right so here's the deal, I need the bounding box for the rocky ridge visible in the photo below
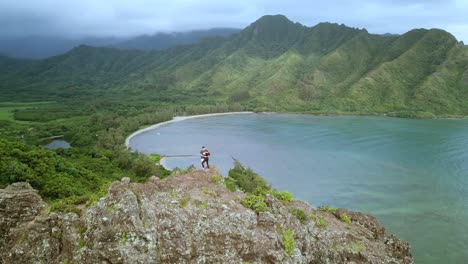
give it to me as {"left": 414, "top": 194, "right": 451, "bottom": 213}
{"left": 0, "top": 169, "right": 413, "bottom": 263}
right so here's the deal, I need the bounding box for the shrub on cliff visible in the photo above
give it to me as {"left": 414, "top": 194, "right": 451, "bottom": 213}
{"left": 290, "top": 208, "right": 308, "bottom": 223}
{"left": 271, "top": 190, "right": 294, "bottom": 203}
{"left": 281, "top": 228, "right": 295, "bottom": 256}
{"left": 241, "top": 194, "right": 270, "bottom": 213}
{"left": 228, "top": 160, "right": 270, "bottom": 193}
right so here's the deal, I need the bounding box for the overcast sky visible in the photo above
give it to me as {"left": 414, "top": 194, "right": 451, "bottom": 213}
{"left": 1, "top": 0, "right": 468, "bottom": 42}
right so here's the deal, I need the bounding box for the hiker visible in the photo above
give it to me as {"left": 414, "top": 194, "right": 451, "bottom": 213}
{"left": 200, "top": 146, "right": 210, "bottom": 169}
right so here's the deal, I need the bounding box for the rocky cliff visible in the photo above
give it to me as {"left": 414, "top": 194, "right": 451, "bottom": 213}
{"left": 0, "top": 169, "right": 413, "bottom": 264}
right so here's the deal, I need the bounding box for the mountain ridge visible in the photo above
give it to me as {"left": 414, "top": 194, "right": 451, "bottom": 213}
{"left": 111, "top": 28, "right": 240, "bottom": 51}
{"left": 1, "top": 15, "right": 467, "bottom": 117}
{"left": 0, "top": 28, "right": 241, "bottom": 59}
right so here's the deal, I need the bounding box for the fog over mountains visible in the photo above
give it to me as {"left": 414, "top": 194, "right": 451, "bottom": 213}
{"left": 0, "top": 28, "right": 240, "bottom": 59}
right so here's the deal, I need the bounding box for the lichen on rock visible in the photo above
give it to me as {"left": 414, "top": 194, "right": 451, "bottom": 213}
{"left": 0, "top": 169, "right": 413, "bottom": 263}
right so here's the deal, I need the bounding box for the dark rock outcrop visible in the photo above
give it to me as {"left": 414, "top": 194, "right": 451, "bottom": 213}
{"left": 0, "top": 170, "right": 413, "bottom": 263}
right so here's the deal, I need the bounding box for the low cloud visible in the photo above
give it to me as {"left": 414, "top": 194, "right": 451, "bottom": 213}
{"left": 1, "top": 0, "right": 467, "bottom": 42}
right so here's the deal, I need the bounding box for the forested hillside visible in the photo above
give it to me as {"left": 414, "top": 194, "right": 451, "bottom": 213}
{"left": 112, "top": 28, "right": 240, "bottom": 50}
{"left": 0, "top": 28, "right": 240, "bottom": 59}
{"left": 1, "top": 15, "right": 467, "bottom": 117}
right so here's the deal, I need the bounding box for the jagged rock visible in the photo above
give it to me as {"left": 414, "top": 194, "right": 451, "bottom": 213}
{"left": 149, "top": 176, "right": 162, "bottom": 185}
{"left": 0, "top": 182, "right": 45, "bottom": 249}
{"left": 0, "top": 182, "right": 44, "bottom": 227}
{"left": 334, "top": 208, "right": 386, "bottom": 239}
{"left": 0, "top": 169, "right": 413, "bottom": 263}
{"left": 120, "top": 177, "right": 131, "bottom": 184}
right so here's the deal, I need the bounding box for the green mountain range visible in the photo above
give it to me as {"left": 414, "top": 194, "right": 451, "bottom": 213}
{"left": 1, "top": 15, "right": 467, "bottom": 117}
{"left": 111, "top": 28, "right": 240, "bottom": 51}
{"left": 0, "top": 28, "right": 240, "bottom": 59}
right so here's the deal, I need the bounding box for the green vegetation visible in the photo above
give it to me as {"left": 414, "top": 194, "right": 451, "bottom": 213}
{"left": 49, "top": 196, "right": 88, "bottom": 215}
{"left": 230, "top": 163, "right": 297, "bottom": 213}
{"left": 170, "top": 165, "right": 196, "bottom": 177}
{"left": 77, "top": 224, "right": 86, "bottom": 249}
{"left": 196, "top": 200, "right": 208, "bottom": 209}
{"left": 130, "top": 188, "right": 142, "bottom": 206}
{"left": 178, "top": 197, "right": 191, "bottom": 208}
{"left": 0, "top": 105, "right": 24, "bottom": 121}
{"left": 228, "top": 160, "right": 269, "bottom": 193}
{"left": 0, "top": 101, "right": 179, "bottom": 211}
{"left": 0, "top": 14, "right": 467, "bottom": 216}
{"left": 148, "top": 154, "right": 163, "bottom": 164}
{"left": 211, "top": 175, "right": 223, "bottom": 185}
{"left": 241, "top": 194, "right": 270, "bottom": 213}
{"left": 347, "top": 242, "right": 364, "bottom": 252}
{"left": 0, "top": 102, "right": 54, "bottom": 121}
{"left": 1, "top": 16, "right": 467, "bottom": 117}
{"left": 202, "top": 187, "right": 216, "bottom": 196}
{"left": 318, "top": 205, "right": 336, "bottom": 214}
{"left": 224, "top": 177, "right": 237, "bottom": 192}
{"left": 0, "top": 137, "right": 168, "bottom": 206}
{"left": 0, "top": 139, "right": 99, "bottom": 199}
{"left": 311, "top": 214, "right": 327, "bottom": 229}
{"left": 78, "top": 239, "right": 85, "bottom": 250}
{"left": 340, "top": 214, "right": 352, "bottom": 224}
{"left": 290, "top": 208, "right": 308, "bottom": 223}
{"left": 270, "top": 190, "right": 294, "bottom": 203}
{"left": 121, "top": 232, "right": 127, "bottom": 245}
{"left": 280, "top": 228, "right": 295, "bottom": 256}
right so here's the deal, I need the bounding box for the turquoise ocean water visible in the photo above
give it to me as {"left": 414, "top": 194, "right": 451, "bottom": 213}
{"left": 129, "top": 113, "right": 468, "bottom": 263}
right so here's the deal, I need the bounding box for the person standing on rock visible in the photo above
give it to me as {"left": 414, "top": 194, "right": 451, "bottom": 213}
{"left": 200, "top": 146, "right": 210, "bottom": 169}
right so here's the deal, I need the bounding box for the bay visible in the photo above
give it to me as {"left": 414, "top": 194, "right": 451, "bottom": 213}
{"left": 128, "top": 113, "right": 468, "bottom": 263}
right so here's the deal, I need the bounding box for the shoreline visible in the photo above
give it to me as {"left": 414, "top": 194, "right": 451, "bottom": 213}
{"left": 126, "top": 110, "right": 468, "bottom": 169}
{"left": 125, "top": 110, "right": 468, "bottom": 149}
{"left": 124, "top": 111, "right": 254, "bottom": 149}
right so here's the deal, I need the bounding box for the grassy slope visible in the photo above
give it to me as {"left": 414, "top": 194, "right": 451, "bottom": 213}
{"left": 411, "top": 42, "right": 468, "bottom": 115}
{"left": 0, "top": 102, "right": 55, "bottom": 121}
{"left": 347, "top": 29, "right": 457, "bottom": 112}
